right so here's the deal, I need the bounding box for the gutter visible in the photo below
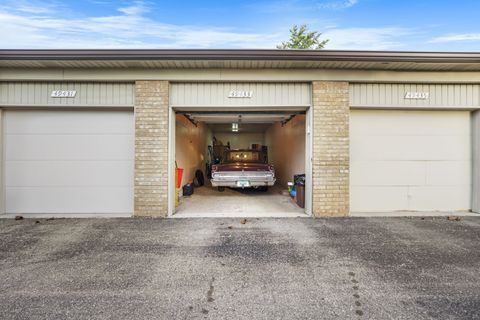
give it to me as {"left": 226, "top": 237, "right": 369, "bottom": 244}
{"left": 1, "top": 49, "right": 480, "bottom": 63}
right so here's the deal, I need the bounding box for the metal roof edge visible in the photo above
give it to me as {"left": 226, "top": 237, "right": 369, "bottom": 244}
{"left": 1, "top": 49, "right": 480, "bottom": 63}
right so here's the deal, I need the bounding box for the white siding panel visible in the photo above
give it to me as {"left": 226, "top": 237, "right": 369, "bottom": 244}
{"left": 350, "top": 110, "right": 471, "bottom": 212}
{"left": 170, "top": 82, "right": 311, "bottom": 107}
{"left": 4, "top": 110, "right": 134, "bottom": 214}
{"left": 350, "top": 83, "right": 480, "bottom": 108}
{"left": 0, "top": 82, "right": 135, "bottom": 107}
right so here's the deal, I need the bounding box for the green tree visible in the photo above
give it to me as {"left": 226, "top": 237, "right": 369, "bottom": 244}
{"left": 277, "top": 24, "right": 329, "bottom": 49}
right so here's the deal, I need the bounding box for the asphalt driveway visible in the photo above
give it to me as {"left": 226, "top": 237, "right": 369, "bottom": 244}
{"left": 1, "top": 217, "right": 479, "bottom": 320}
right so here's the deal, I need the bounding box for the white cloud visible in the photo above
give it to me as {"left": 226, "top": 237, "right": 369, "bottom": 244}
{"left": 13, "top": 4, "right": 53, "bottom": 14}
{"left": 429, "top": 33, "right": 480, "bottom": 43}
{"left": 1, "top": 0, "right": 62, "bottom": 14}
{"left": 118, "top": 1, "right": 149, "bottom": 16}
{"left": 0, "top": 1, "right": 283, "bottom": 48}
{"left": 319, "top": 0, "right": 358, "bottom": 9}
{"left": 323, "top": 27, "right": 412, "bottom": 50}
{"left": 255, "top": 0, "right": 359, "bottom": 13}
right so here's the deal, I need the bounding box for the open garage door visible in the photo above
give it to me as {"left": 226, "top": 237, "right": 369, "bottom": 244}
{"left": 350, "top": 110, "right": 472, "bottom": 212}
{"left": 169, "top": 82, "right": 312, "bottom": 217}
{"left": 4, "top": 110, "right": 134, "bottom": 216}
{"left": 172, "top": 110, "right": 310, "bottom": 217}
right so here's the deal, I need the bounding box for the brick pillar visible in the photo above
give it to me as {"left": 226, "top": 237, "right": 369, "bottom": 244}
{"left": 312, "top": 81, "right": 350, "bottom": 217}
{"left": 134, "top": 81, "right": 169, "bottom": 217}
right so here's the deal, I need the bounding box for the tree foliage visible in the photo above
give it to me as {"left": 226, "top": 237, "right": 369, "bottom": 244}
{"left": 277, "top": 24, "right": 329, "bottom": 49}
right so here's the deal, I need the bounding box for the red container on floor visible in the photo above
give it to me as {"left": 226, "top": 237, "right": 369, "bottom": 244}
{"left": 176, "top": 168, "right": 184, "bottom": 188}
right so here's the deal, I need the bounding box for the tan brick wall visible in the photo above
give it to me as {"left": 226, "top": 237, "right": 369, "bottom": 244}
{"left": 312, "top": 81, "right": 350, "bottom": 217}
{"left": 134, "top": 81, "right": 169, "bottom": 217}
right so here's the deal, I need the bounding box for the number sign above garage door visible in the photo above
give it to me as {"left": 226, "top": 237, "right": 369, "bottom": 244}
{"left": 170, "top": 82, "right": 311, "bottom": 109}
{"left": 350, "top": 83, "right": 480, "bottom": 109}
{"left": 0, "top": 82, "right": 135, "bottom": 107}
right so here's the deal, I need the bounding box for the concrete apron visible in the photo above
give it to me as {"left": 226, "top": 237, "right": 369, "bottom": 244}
{"left": 0, "top": 211, "right": 477, "bottom": 219}
{"left": 173, "top": 185, "right": 308, "bottom": 218}
{"left": 351, "top": 211, "right": 479, "bottom": 217}
{"left": 0, "top": 213, "right": 132, "bottom": 219}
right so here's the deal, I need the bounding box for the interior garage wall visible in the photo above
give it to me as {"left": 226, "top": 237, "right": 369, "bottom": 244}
{"left": 212, "top": 132, "right": 265, "bottom": 149}
{"left": 265, "top": 115, "right": 306, "bottom": 187}
{"left": 175, "top": 114, "right": 211, "bottom": 188}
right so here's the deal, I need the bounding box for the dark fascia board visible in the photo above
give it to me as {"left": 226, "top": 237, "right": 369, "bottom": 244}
{"left": 1, "top": 49, "right": 480, "bottom": 63}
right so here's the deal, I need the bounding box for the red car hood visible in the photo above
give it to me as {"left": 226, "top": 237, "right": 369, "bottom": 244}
{"left": 216, "top": 162, "right": 271, "bottom": 172}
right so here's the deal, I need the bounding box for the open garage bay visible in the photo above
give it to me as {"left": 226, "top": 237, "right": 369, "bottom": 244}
{"left": 174, "top": 110, "right": 309, "bottom": 217}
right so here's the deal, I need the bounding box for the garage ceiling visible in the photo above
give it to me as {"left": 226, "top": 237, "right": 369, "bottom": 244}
{"left": 182, "top": 112, "right": 299, "bottom": 124}
{"left": 208, "top": 123, "right": 271, "bottom": 133}
{"left": 180, "top": 111, "right": 302, "bottom": 133}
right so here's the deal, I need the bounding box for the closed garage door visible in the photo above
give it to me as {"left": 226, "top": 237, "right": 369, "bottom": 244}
{"left": 350, "top": 110, "right": 471, "bottom": 212}
{"left": 4, "top": 110, "right": 134, "bottom": 215}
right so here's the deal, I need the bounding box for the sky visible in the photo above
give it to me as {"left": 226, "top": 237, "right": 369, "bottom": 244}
{"left": 1, "top": 0, "right": 480, "bottom": 51}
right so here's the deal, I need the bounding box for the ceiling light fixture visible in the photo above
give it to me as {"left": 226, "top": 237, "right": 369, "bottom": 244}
{"left": 232, "top": 122, "right": 239, "bottom": 132}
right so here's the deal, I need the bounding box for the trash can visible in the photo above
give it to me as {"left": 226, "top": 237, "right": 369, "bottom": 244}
{"left": 296, "top": 185, "right": 305, "bottom": 208}
{"left": 294, "top": 174, "right": 305, "bottom": 186}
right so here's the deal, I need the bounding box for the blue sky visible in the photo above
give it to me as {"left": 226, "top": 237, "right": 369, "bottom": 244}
{"left": 1, "top": 0, "right": 480, "bottom": 50}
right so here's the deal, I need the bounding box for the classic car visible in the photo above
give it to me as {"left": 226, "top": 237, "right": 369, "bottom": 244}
{"left": 210, "top": 149, "right": 276, "bottom": 191}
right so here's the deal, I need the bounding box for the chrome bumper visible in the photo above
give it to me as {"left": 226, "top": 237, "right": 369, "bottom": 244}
{"left": 211, "top": 171, "right": 276, "bottom": 188}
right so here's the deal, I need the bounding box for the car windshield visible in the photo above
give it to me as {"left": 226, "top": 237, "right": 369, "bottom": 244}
{"left": 222, "top": 150, "right": 264, "bottom": 163}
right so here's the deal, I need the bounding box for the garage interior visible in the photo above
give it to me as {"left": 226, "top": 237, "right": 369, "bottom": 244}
{"left": 174, "top": 111, "right": 308, "bottom": 217}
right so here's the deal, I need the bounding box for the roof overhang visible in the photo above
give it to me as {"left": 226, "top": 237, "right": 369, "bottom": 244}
{"left": 1, "top": 49, "right": 480, "bottom": 71}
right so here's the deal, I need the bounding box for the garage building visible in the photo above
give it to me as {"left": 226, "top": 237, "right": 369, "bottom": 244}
{"left": 0, "top": 49, "right": 479, "bottom": 217}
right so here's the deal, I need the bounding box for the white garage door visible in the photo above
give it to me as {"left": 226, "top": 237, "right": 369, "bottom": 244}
{"left": 4, "top": 110, "right": 134, "bottom": 215}
{"left": 350, "top": 110, "right": 471, "bottom": 212}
